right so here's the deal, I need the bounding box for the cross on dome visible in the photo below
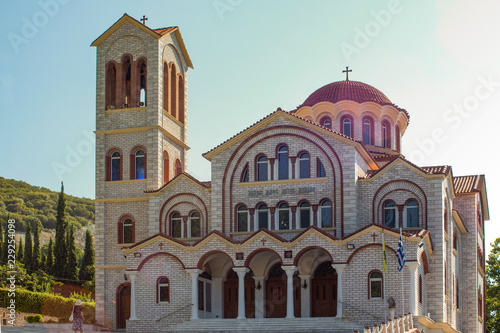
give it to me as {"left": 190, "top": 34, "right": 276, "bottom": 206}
{"left": 342, "top": 66, "right": 352, "bottom": 81}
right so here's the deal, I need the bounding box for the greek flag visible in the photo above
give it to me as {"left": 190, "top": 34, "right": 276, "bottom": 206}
{"left": 397, "top": 234, "right": 406, "bottom": 272}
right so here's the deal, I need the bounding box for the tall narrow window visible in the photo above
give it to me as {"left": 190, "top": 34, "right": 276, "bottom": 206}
{"left": 178, "top": 75, "right": 185, "bottom": 123}
{"left": 363, "top": 117, "right": 374, "bottom": 145}
{"left": 123, "top": 218, "right": 133, "bottom": 244}
{"left": 341, "top": 116, "right": 353, "bottom": 137}
{"left": 163, "top": 62, "right": 169, "bottom": 111}
{"left": 320, "top": 116, "right": 332, "bottom": 129}
{"left": 171, "top": 213, "right": 182, "bottom": 238}
{"left": 122, "top": 55, "right": 132, "bottom": 107}
{"left": 175, "top": 159, "right": 182, "bottom": 176}
{"left": 256, "top": 155, "right": 268, "bottom": 181}
{"left": 418, "top": 275, "right": 423, "bottom": 304}
{"left": 299, "top": 202, "right": 311, "bottom": 228}
{"left": 105, "top": 62, "right": 117, "bottom": 108}
{"left": 320, "top": 200, "right": 332, "bottom": 228}
{"left": 170, "top": 63, "right": 177, "bottom": 118}
{"left": 237, "top": 205, "right": 249, "bottom": 232}
{"left": 317, "top": 159, "right": 326, "bottom": 177}
{"left": 277, "top": 203, "right": 290, "bottom": 230}
{"left": 382, "top": 120, "right": 391, "bottom": 148}
{"left": 158, "top": 277, "right": 170, "bottom": 303}
{"left": 163, "top": 151, "right": 169, "bottom": 183}
{"left": 189, "top": 211, "right": 200, "bottom": 238}
{"left": 111, "top": 151, "right": 121, "bottom": 181}
{"left": 299, "top": 152, "right": 310, "bottom": 179}
{"left": 138, "top": 59, "right": 147, "bottom": 106}
{"left": 241, "top": 164, "right": 249, "bottom": 182}
{"left": 395, "top": 125, "right": 401, "bottom": 152}
{"left": 384, "top": 201, "right": 397, "bottom": 228}
{"left": 257, "top": 204, "right": 269, "bottom": 230}
{"left": 277, "top": 145, "right": 289, "bottom": 180}
{"left": 135, "top": 150, "right": 145, "bottom": 180}
{"left": 369, "top": 271, "right": 383, "bottom": 299}
{"left": 404, "top": 200, "right": 418, "bottom": 228}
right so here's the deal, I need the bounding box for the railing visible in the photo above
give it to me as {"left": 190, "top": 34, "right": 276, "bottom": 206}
{"left": 156, "top": 303, "right": 193, "bottom": 322}
{"left": 338, "top": 300, "right": 384, "bottom": 322}
{"left": 353, "top": 313, "right": 414, "bottom": 333}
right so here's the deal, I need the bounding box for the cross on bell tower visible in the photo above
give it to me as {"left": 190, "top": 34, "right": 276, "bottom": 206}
{"left": 342, "top": 66, "right": 352, "bottom": 81}
{"left": 140, "top": 15, "right": 148, "bottom": 25}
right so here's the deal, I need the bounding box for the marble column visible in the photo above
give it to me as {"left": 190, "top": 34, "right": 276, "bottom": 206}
{"left": 254, "top": 276, "right": 266, "bottom": 318}
{"left": 407, "top": 262, "right": 419, "bottom": 316}
{"left": 234, "top": 267, "right": 250, "bottom": 319}
{"left": 187, "top": 269, "right": 202, "bottom": 320}
{"left": 127, "top": 271, "right": 138, "bottom": 320}
{"left": 283, "top": 266, "right": 297, "bottom": 319}
{"left": 299, "top": 274, "right": 311, "bottom": 317}
{"left": 331, "top": 264, "right": 347, "bottom": 318}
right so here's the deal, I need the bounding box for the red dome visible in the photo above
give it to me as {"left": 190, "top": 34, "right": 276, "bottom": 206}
{"left": 301, "top": 80, "right": 393, "bottom": 107}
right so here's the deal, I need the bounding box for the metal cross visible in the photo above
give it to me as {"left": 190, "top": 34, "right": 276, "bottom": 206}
{"left": 260, "top": 238, "right": 267, "bottom": 246}
{"left": 158, "top": 242, "right": 163, "bottom": 250}
{"left": 140, "top": 15, "right": 148, "bottom": 25}
{"left": 342, "top": 66, "right": 352, "bottom": 81}
{"left": 371, "top": 233, "right": 378, "bottom": 242}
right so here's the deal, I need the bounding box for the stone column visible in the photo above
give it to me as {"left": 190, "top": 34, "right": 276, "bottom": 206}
{"left": 312, "top": 205, "right": 319, "bottom": 227}
{"left": 283, "top": 266, "right": 297, "bottom": 319}
{"left": 299, "top": 274, "right": 311, "bottom": 317}
{"left": 407, "top": 262, "right": 419, "bottom": 316}
{"left": 254, "top": 276, "right": 266, "bottom": 318}
{"left": 331, "top": 264, "right": 347, "bottom": 318}
{"left": 187, "top": 269, "right": 202, "bottom": 320}
{"left": 127, "top": 271, "right": 139, "bottom": 320}
{"left": 249, "top": 209, "right": 255, "bottom": 232}
{"left": 290, "top": 157, "right": 297, "bottom": 179}
{"left": 269, "top": 158, "right": 275, "bottom": 180}
{"left": 234, "top": 267, "right": 250, "bottom": 319}
{"left": 212, "top": 277, "right": 223, "bottom": 319}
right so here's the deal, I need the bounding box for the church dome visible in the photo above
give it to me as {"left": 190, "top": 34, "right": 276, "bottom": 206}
{"left": 301, "top": 80, "right": 393, "bottom": 107}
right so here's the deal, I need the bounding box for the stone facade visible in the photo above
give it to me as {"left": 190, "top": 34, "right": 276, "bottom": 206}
{"left": 92, "top": 15, "right": 488, "bottom": 333}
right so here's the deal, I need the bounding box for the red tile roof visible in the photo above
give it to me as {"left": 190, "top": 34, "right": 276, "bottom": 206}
{"left": 361, "top": 157, "right": 451, "bottom": 179}
{"left": 153, "top": 27, "right": 178, "bottom": 36}
{"left": 421, "top": 165, "right": 451, "bottom": 175}
{"left": 453, "top": 175, "right": 485, "bottom": 194}
{"left": 145, "top": 172, "right": 211, "bottom": 194}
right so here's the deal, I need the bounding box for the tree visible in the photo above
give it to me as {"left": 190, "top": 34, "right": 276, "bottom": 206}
{"left": 65, "top": 225, "right": 78, "bottom": 281}
{"left": 32, "top": 222, "right": 41, "bottom": 270}
{"left": 45, "top": 238, "right": 54, "bottom": 275}
{"left": 54, "top": 182, "right": 68, "bottom": 278}
{"left": 23, "top": 222, "right": 33, "bottom": 269}
{"left": 0, "top": 219, "right": 3, "bottom": 262}
{"left": 17, "top": 238, "right": 23, "bottom": 262}
{"left": 1, "top": 219, "right": 8, "bottom": 264}
{"left": 79, "top": 230, "right": 95, "bottom": 282}
{"left": 487, "top": 238, "right": 500, "bottom": 332}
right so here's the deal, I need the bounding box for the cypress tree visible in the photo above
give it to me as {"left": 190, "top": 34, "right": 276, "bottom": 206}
{"left": 46, "top": 238, "right": 54, "bottom": 275}
{"left": 23, "top": 222, "right": 33, "bottom": 269}
{"left": 0, "top": 219, "right": 3, "bottom": 262}
{"left": 17, "top": 238, "right": 23, "bottom": 262}
{"left": 79, "top": 230, "right": 95, "bottom": 282}
{"left": 66, "top": 225, "right": 78, "bottom": 281}
{"left": 41, "top": 253, "right": 47, "bottom": 271}
{"left": 1, "top": 220, "right": 8, "bottom": 264}
{"left": 54, "top": 182, "right": 68, "bottom": 278}
{"left": 32, "top": 222, "right": 41, "bottom": 271}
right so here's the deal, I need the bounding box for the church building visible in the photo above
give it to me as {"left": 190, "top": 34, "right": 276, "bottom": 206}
{"left": 92, "top": 15, "right": 488, "bottom": 333}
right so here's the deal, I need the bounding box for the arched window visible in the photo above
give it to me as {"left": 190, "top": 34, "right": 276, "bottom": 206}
{"left": 383, "top": 201, "right": 397, "bottom": 228}
{"left": 369, "top": 271, "right": 383, "bottom": 299}
{"left": 277, "top": 145, "right": 289, "bottom": 180}
{"left": 118, "top": 217, "right": 134, "bottom": 244}
{"left": 171, "top": 212, "right": 183, "bottom": 238}
{"left": 299, "top": 152, "right": 310, "bottom": 179}
{"left": 362, "top": 117, "right": 374, "bottom": 145}
{"left": 106, "top": 149, "right": 122, "bottom": 181}
{"left": 478, "top": 288, "right": 482, "bottom": 317}
{"left": 157, "top": 277, "right": 170, "bottom": 303}
{"left": 137, "top": 58, "right": 147, "bottom": 106}
{"left": 170, "top": 63, "right": 177, "bottom": 118}
{"left": 395, "top": 125, "right": 401, "bottom": 152}
{"left": 175, "top": 159, "right": 182, "bottom": 176}
{"left": 444, "top": 207, "right": 448, "bottom": 234}
{"left": 163, "top": 62, "right": 169, "bottom": 111}
{"left": 404, "top": 200, "right": 418, "bottom": 228}
{"left": 317, "top": 158, "right": 326, "bottom": 177}
{"left": 256, "top": 155, "right": 268, "bottom": 181}
{"left": 135, "top": 150, "right": 145, "bottom": 180}
{"left": 453, "top": 230, "right": 458, "bottom": 250}
{"left": 122, "top": 55, "right": 132, "bottom": 107}
{"left": 277, "top": 202, "right": 290, "bottom": 230}
{"left": 105, "top": 62, "right": 117, "bottom": 108}
{"left": 456, "top": 276, "right": 459, "bottom": 309}
{"left": 418, "top": 274, "right": 423, "bottom": 304}
{"left": 189, "top": 211, "right": 200, "bottom": 238}
{"left": 178, "top": 75, "right": 185, "bottom": 123}
{"left": 298, "top": 202, "right": 311, "bottom": 228}
{"left": 341, "top": 115, "right": 353, "bottom": 138}
{"left": 320, "top": 200, "right": 332, "bottom": 228}
{"left": 237, "top": 205, "right": 249, "bottom": 232}
{"left": 381, "top": 120, "right": 391, "bottom": 148}
{"left": 320, "top": 116, "right": 332, "bottom": 129}
{"left": 240, "top": 164, "right": 249, "bottom": 182}
{"left": 256, "top": 204, "right": 269, "bottom": 230}
{"left": 163, "top": 151, "right": 169, "bottom": 183}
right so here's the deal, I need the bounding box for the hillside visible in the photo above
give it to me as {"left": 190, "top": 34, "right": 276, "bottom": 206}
{"left": 0, "top": 177, "right": 94, "bottom": 232}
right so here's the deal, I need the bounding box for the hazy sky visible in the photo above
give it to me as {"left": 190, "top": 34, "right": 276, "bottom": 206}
{"left": 1, "top": 1, "right": 499, "bottom": 251}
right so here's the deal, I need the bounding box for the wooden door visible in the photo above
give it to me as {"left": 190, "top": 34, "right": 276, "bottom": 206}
{"left": 224, "top": 270, "right": 238, "bottom": 318}
{"left": 311, "top": 262, "right": 337, "bottom": 317}
{"left": 117, "top": 284, "right": 131, "bottom": 329}
{"left": 293, "top": 276, "right": 301, "bottom": 317}
{"left": 244, "top": 276, "right": 256, "bottom": 318}
{"left": 265, "top": 264, "right": 287, "bottom": 318}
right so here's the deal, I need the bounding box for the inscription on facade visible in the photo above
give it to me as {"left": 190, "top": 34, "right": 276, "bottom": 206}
{"left": 248, "top": 187, "right": 316, "bottom": 197}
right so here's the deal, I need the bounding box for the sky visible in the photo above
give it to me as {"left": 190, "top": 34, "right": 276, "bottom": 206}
{"left": 0, "top": 0, "right": 499, "bottom": 251}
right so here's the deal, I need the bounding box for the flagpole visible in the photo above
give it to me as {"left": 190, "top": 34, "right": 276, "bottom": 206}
{"left": 382, "top": 230, "right": 387, "bottom": 323}
{"left": 400, "top": 228, "right": 404, "bottom": 318}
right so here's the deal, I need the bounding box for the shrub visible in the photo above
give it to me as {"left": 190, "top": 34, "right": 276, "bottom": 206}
{"left": 26, "top": 314, "right": 44, "bottom": 323}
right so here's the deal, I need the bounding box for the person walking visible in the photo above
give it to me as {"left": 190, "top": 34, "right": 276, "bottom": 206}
{"left": 71, "top": 299, "right": 84, "bottom": 333}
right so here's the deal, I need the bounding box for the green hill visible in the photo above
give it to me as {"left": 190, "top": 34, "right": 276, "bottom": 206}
{"left": 0, "top": 177, "right": 94, "bottom": 231}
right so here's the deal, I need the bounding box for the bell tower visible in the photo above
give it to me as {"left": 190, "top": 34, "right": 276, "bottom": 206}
{"left": 91, "top": 14, "right": 193, "bottom": 328}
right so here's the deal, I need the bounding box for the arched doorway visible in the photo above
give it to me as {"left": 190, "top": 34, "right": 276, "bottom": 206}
{"left": 265, "top": 264, "right": 301, "bottom": 318}
{"left": 223, "top": 269, "right": 255, "bottom": 318}
{"left": 311, "top": 261, "right": 337, "bottom": 317}
{"left": 116, "top": 283, "right": 131, "bottom": 329}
